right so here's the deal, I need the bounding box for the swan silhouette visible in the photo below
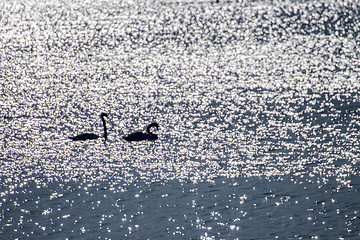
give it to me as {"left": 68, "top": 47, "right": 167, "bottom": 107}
{"left": 123, "top": 122, "right": 159, "bottom": 142}
{"left": 69, "top": 113, "right": 108, "bottom": 141}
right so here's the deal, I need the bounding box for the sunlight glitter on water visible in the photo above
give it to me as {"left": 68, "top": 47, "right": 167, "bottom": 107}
{"left": 1, "top": 0, "right": 360, "bottom": 238}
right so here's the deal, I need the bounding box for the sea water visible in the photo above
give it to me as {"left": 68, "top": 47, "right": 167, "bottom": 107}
{"left": 1, "top": 0, "right": 360, "bottom": 239}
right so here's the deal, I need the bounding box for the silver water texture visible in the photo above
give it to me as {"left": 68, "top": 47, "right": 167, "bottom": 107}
{"left": 1, "top": 0, "right": 360, "bottom": 238}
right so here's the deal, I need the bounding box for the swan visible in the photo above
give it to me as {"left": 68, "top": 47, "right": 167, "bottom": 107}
{"left": 123, "top": 122, "right": 159, "bottom": 142}
{"left": 69, "top": 113, "right": 108, "bottom": 141}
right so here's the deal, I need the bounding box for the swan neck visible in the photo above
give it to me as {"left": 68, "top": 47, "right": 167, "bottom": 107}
{"left": 101, "top": 116, "right": 107, "bottom": 140}
{"left": 146, "top": 126, "right": 154, "bottom": 135}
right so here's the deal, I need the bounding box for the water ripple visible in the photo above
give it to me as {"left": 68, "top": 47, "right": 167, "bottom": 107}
{"left": 1, "top": 0, "right": 360, "bottom": 238}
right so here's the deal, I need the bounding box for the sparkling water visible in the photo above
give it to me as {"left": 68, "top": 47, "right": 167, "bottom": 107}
{"left": 1, "top": 0, "right": 360, "bottom": 239}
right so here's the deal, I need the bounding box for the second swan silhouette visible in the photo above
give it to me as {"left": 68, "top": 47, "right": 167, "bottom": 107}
{"left": 69, "top": 113, "right": 108, "bottom": 141}
{"left": 123, "top": 122, "right": 159, "bottom": 142}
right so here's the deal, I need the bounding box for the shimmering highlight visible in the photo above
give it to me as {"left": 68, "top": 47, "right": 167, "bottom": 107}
{"left": 1, "top": 0, "right": 360, "bottom": 238}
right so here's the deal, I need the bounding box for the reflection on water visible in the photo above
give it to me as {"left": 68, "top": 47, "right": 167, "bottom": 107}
{"left": 1, "top": 0, "right": 360, "bottom": 238}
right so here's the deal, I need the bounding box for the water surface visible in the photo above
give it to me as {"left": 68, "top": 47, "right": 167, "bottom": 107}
{"left": 1, "top": 0, "right": 360, "bottom": 238}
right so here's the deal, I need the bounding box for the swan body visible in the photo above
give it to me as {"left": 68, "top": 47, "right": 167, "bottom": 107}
{"left": 123, "top": 122, "right": 159, "bottom": 142}
{"left": 69, "top": 133, "right": 100, "bottom": 141}
{"left": 70, "top": 113, "right": 108, "bottom": 141}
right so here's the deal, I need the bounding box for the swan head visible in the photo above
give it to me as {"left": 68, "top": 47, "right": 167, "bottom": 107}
{"left": 146, "top": 122, "right": 159, "bottom": 134}
{"left": 101, "top": 113, "right": 108, "bottom": 118}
